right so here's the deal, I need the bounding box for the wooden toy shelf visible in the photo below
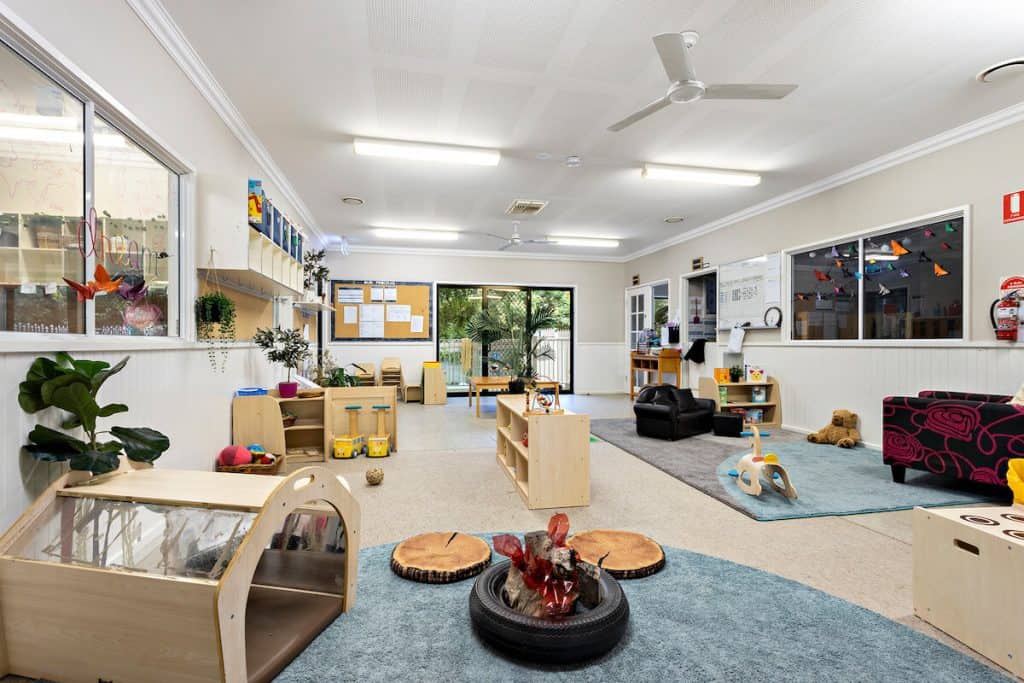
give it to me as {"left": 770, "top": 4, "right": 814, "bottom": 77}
{"left": 233, "top": 386, "right": 398, "bottom": 467}
{"left": 495, "top": 394, "right": 590, "bottom": 510}
{"left": 698, "top": 376, "right": 782, "bottom": 429}
{"left": 0, "top": 461, "right": 360, "bottom": 683}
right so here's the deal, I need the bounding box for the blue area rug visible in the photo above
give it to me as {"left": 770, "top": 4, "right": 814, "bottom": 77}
{"left": 277, "top": 538, "right": 1009, "bottom": 682}
{"left": 716, "top": 440, "right": 1007, "bottom": 521}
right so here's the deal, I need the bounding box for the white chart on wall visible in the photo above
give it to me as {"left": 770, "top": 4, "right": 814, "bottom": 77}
{"left": 717, "top": 252, "right": 782, "bottom": 330}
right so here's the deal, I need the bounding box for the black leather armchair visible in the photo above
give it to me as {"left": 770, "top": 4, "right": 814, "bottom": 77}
{"left": 633, "top": 385, "right": 715, "bottom": 440}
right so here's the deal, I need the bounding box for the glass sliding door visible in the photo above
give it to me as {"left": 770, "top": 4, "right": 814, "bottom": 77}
{"left": 436, "top": 284, "right": 573, "bottom": 395}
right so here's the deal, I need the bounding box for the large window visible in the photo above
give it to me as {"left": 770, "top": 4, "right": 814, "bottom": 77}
{"left": 790, "top": 212, "right": 965, "bottom": 341}
{"left": 0, "top": 39, "right": 180, "bottom": 337}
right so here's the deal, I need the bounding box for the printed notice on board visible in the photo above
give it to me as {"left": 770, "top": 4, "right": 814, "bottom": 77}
{"left": 386, "top": 304, "right": 411, "bottom": 322}
{"left": 384, "top": 287, "right": 398, "bottom": 301}
{"left": 410, "top": 315, "right": 424, "bottom": 334}
{"left": 337, "top": 288, "right": 363, "bottom": 304}
{"left": 370, "top": 287, "right": 384, "bottom": 301}
{"left": 343, "top": 306, "right": 358, "bottom": 324}
{"left": 359, "top": 321, "right": 384, "bottom": 338}
{"left": 360, "top": 304, "right": 385, "bottom": 322}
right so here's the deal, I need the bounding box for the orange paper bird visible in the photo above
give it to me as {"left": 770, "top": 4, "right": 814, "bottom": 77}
{"left": 890, "top": 239, "right": 909, "bottom": 256}
{"left": 934, "top": 263, "right": 949, "bottom": 277}
{"left": 813, "top": 269, "right": 830, "bottom": 282}
{"left": 62, "top": 264, "right": 123, "bottom": 302}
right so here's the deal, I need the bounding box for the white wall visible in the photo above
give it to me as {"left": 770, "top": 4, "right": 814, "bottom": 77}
{"left": 626, "top": 119, "right": 1024, "bottom": 444}
{"left": 0, "top": 0, "right": 303, "bottom": 529}
{"left": 325, "top": 250, "right": 626, "bottom": 394}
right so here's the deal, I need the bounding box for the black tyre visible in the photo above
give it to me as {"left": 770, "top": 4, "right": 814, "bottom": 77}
{"left": 468, "top": 561, "right": 629, "bottom": 663}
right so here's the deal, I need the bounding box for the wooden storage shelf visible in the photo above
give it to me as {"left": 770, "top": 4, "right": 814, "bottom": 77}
{"left": 495, "top": 395, "right": 589, "bottom": 510}
{"left": 698, "top": 375, "right": 783, "bottom": 430}
{"left": 284, "top": 420, "right": 325, "bottom": 431}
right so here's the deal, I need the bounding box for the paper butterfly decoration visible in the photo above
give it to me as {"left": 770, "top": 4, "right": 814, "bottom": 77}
{"left": 829, "top": 246, "right": 839, "bottom": 258}
{"left": 118, "top": 279, "right": 149, "bottom": 303}
{"left": 899, "top": 269, "right": 910, "bottom": 278}
{"left": 918, "top": 251, "right": 932, "bottom": 263}
{"left": 945, "top": 222, "right": 957, "bottom": 233}
{"left": 940, "top": 241, "right": 952, "bottom": 250}
{"left": 890, "top": 240, "right": 910, "bottom": 256}
{"left": 63, "top": 264, "right": 123, "bottom": 302}
{"left": 814, "top": 269, "right": 830, "bottom": 282}
{"left": 934, "top": 263, "right": 949, "bottom": 277}
{"left": 923, "top": 229, "right": 935, "bottom": 238}
{"left": 878, "top": 283, "right": 892, "bottom": 296}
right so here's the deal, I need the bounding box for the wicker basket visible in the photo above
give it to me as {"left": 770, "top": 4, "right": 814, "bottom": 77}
{"left": 216, "top": 456, "right": 284, "bottom": 475}
{"left": 296, "top": 388, "right": 325, "bottom": 398}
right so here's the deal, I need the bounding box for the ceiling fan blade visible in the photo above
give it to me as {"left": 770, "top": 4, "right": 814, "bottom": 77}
{"left": 522, "top": 239, "right": 557, "bottom": 245}
{"left": 607, "top": 96, "right": 671, "bottom": 132}
{"left": 702, "top": 83, "right": 797, "bottom": 100}
{"left": 497, "top": 242, "right": 514, "bottom": 251}
{"left": 652, "top": 32, "right": 696, "bottom": 83}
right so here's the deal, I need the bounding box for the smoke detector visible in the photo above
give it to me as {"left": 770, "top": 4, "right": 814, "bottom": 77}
{"left": 504, "top": 199, "right": 549, "bottom": 216}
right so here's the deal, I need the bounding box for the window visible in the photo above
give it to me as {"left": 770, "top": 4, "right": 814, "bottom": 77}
{"left": 790, "top": 212, "right": 965, "bottom": 341}
{"left": 0, "top": 38, "right": 181, "bottom": 337}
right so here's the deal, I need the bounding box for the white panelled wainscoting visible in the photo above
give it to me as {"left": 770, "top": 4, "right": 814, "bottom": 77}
{"left": 694, "top": 342, "right": 1024, "bottom": 448}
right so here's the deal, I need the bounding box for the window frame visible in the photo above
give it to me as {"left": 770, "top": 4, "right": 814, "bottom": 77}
{"left": 0, "top": 11, "right": 196, "bottom": 349}
{"left": 783, "top": 205, "right": 971, "bottom": 346}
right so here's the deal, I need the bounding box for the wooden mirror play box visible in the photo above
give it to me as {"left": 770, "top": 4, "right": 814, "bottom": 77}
{"left": 0, "top": 463, "right": 361, "bottom": 682}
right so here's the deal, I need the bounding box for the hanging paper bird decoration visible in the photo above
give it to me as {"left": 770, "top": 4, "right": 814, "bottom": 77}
{"left": 891, "top": 240, "right": 910, "bottom": 256}
{"left": 934, "top": 263, "right": 949, "bottom": 277}
{"left": 829, "top": 246, "right": 839, "bottom": 258}
{"left": 834, "top": 285, "right": 846, "bottom": 295}
{"left": 918, "top": 251, "right": 932, "bottom": 263}
{"left": 886, "top": 263, "right": 896, "bottom": 271}
{"left": 899, "top": 269, "right": 910, "bottom": 278}
{"left": 923, "top": 229, "right": 935, "bottom": 238}
{"left": 835, "top": 259, "right": 844, "bottom": 267}
{"left": 878, "top": 283, "right": 892, "bottom": 296}
{"left": 945, "top": 222, "right": 957, "bottom": 233}
{"left": 796, "top": 293, "right": 808, "bottom": 301}
{"left": 940, "top": 241, "right": 952, "bottom": 250}
{"left": 62, "top": 264, "right": 123, "bottom": 302}
{"left": 842, "top": 267, "right": 853, "bottom": 278}
{"left": 118, "top": 279, "right": 149, "bottom": 303}
{"left": 816, "top": 291, "right": 823, "bottom": 301}
{"left": 814, "top": 269, "right": 830, "bottom": 282}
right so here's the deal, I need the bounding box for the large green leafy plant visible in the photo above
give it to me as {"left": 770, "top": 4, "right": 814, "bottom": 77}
{"left": 19, "top": 353, "right": 170, "bottom": 475}
{"left": 466, "top": 298, "right": 557, "bottom": 380}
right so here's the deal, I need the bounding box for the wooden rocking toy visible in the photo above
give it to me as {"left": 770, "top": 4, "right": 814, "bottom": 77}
{"left": 733, "top": 426, "right": 798, "bottom": 499}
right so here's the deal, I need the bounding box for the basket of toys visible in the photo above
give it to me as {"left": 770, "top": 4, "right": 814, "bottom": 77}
{"left": 215, "top": 444, "right": 283, "bottom": 475}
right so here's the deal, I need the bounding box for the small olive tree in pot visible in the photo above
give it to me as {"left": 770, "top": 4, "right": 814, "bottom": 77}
{"left": 253, "top": 327, "right": 311, "bottom": 398}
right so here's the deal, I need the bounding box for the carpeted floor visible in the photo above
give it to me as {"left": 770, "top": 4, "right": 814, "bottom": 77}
{"left": 589, "top": 419, "right": 1007, "bottom": 521}
{"left": 277, "top": 539, "right": 1011, "bottom": 682}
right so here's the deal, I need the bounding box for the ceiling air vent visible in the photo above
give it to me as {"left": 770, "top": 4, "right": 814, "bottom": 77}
{"left": 504, "top": 199, "right": 548, "bottom": 216}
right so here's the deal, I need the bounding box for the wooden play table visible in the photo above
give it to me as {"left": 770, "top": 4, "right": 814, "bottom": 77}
{"left": 468, "top": 375, "right": 560, "bottom": 418}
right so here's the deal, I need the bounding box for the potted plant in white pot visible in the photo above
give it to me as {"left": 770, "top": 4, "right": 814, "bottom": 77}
{"left": 253, "top": 326, "right": 310, "bottom": 398}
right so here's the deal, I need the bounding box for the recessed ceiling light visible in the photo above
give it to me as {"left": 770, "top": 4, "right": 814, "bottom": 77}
{"left": 664, "top": 216, "right": 685, "bottom": 224}
{"left": 341, "top": 196, "right": 364, "bottom": 206}
{"left": 353, "top": 137, "right": 501, "bottom": 166}
{"left": 641, "top": 162, "right": 761, "bottom": 187}
{"left": 976, "top": 58, "right": 1024, "bottom": 83}
{"left": 549, "top": 235, "right": 619, "bottom": 248}
{"left": 372, "top": 225, "right": 460, "bottom": 241}
{"left": 565, "top": 155, "right": 582, "bottom": 168}
{"left": 536, "top": 152, "right": 552, "bottom": 160}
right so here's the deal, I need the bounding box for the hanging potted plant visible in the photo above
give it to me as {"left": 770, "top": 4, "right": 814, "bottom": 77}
{"left": 195, "top": 291, "right": 237, "bottom": 372}
{"left": 303, "top": 249, "right": 330, "bottom": 302}
{"left": 253, "top": 326, "right": 311, "bottom": 398}
{"left": 466, "top": 298, "right": 557, "bottom": 394}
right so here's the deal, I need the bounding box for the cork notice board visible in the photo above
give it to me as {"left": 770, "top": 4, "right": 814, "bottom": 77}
{"left": 330, "top": 280, "right": 433, "bottom": 342}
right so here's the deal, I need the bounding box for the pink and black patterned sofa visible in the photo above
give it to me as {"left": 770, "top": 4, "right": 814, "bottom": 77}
{"left": 882, "top": 391, "right": 1024, "bottom": 487}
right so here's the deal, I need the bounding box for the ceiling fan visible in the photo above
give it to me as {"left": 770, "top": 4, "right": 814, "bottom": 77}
{"left": 608, "top": 31, "right": 797, "bottom": 132}
{"left": 481, "top": 222, "right": 555, "bottom": 251}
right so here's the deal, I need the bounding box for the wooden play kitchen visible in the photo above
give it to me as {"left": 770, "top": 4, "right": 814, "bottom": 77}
{"left": 698, "top": 375, "right": 782, "bottom": 430}
{"left": 469, "top": 375, "right": 561, "bottom": 418}
{"left": 495, "top": 394, "right": 590, "bottom": 510}
{"left": 0, "top": 461, "right": 360, "bottom": 683}
{"left": 628, "top": 349, "right": 681, "bottom": 400}
{"left": 913, "top": 504, "right": 1024, "bottom": 679}
{"left": 232, "top": 386, "right": 397, "bottom": 465}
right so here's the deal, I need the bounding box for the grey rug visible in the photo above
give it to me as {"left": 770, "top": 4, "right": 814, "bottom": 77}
{"left": 590, "top": 418, "right": 1007, "bottom": 521}
{"left": 277, "top": 538, "right": 1011, "bottom": 682}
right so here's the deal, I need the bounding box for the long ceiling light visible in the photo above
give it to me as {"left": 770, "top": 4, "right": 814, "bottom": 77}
{"left": 353, "top": 137, "right": 500, "bottom": 166}
{"left": 549, "top": 236, "right": 620, "bottom": 248}
{"left": 372, "top": 227, "right": 459, "bottom": 242}
{"left": 641, "top": 162, "right": 761, "bottom": 187}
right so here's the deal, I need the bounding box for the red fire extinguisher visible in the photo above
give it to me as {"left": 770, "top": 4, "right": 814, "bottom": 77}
{"left": 991, "top": 291, "right": 1021, "bottom": 341}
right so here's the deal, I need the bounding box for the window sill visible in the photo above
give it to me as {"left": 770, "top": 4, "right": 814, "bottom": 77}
{"left": 0, "top": 334, "right": 258, "bottom": 354}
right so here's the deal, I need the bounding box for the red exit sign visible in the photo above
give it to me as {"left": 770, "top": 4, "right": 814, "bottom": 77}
{"left": 1006, "top": 190, "right": 1024, "bottom": 224}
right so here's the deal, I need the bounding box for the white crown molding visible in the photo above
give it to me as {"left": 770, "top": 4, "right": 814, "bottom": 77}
{"left": 126, "top": 0, "right": 325, "bottom": 246}
{"left": 622, "top": 98, "right": 1024, "bottom": 263}
{"left": 345, "top": 244, "right": 623, "bottom": 263}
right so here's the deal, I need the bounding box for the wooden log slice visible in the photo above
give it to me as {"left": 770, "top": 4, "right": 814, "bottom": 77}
{"left": 567, "top": 529, "right": 665, "bottom": 579}
{"left": 390, "top": 532, "right": 492, "bottom": 584}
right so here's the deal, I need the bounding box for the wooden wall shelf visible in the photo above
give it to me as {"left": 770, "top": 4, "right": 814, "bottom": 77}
{"left": 495, "top": 395, "right": 589, "bottom": 510}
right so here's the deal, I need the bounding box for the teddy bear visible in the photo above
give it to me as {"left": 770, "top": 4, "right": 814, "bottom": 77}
{"left": 807, "top": 409, "right": 860, "bottom": 448}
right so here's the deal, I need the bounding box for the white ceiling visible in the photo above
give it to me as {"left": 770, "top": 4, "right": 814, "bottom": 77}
{"left": 160, "top": 0, "right": 1024, "bottom": 259}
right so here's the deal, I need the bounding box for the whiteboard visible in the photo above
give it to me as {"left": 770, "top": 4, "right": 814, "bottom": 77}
{"left": 717, "top": 253, "right": 782, "bottom": 330}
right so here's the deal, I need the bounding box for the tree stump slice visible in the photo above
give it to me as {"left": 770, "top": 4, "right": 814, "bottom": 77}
{"left": 390, "top": 532, "right": 492, "bottom": 584}
{"left": 567, "top": 530, "right": 665, "bottom": 579}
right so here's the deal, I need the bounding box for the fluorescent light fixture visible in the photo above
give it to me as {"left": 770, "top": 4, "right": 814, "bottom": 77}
{"left": 353, "top": 137, "right": 500, "bottom": 166}
{"left": 549, "top": 236, "right": 620, "bottom": 248}
{"left": 641, "top": 162, "right": 761, "bottom": 187}
{"left": 372, "top": 227, "right": 459, "bottom": 242}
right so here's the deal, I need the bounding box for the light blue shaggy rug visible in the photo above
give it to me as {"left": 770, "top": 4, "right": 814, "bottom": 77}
{"left": 714, "top": 440, "right": 1007, "bottom": 521}
{"left": 276, "top": 539, "right": 1011, "bottom": 682}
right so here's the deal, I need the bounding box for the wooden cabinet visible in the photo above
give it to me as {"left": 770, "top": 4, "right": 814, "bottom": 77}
{"left": 698, "top": 376, "right": 782, "bottom": 430}
{"left": 495, "top": 395, "right": 589, "bottom": 510}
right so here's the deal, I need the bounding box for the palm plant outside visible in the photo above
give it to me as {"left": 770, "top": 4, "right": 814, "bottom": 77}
{"left": 466, "top": 298, "right": 559, "bottom": 380}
